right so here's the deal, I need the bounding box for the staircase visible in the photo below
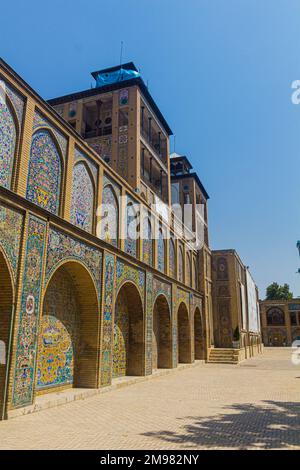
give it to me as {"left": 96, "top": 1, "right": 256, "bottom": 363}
{"left": 208, "top": 348, "right": 240, "bottom": 364}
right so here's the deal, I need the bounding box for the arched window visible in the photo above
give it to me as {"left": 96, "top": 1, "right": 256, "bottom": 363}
{"left": 142, "top": 216, "right": 153, "bottom": 266}
{"left": 70, "top": 162, "right": 94, "bottom": 232}
{"left": 125, "top": 201, "right": 137, "bottom": 257}
{"left": 266, "top": 307, "right": 285, "bottom": 326}
{"left": 186, "top": 253, "right": 192, "bottom": 285}
{"left": 169, "top": 238, "right": 176, "bottom": 278}
{"left": 178, "top": 247, "right": 184, "bottom": 283}
{"left": 101, "top": 184, "right": 119, "bottom": 247}
{"left": 157, "top": 228, "right": 165, "bottom": 273}
{"left": 26, "top": 130, "right": 62, "bottom": 214}
{"left": 0, "top": 98, "right": 17, "bottom": 189}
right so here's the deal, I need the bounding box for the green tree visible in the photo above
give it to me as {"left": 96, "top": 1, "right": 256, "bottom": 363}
{"left": 265, "top": 282, "right": 293, "bottom": 300}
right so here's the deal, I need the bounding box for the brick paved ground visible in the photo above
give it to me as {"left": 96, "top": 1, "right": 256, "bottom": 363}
{"left": 0, "top": 348, "right": 299, "bottom": 450}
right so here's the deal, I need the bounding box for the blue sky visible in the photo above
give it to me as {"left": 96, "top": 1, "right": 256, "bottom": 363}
{"left": 2, "top": 0, "right": 300, "bottom": 297}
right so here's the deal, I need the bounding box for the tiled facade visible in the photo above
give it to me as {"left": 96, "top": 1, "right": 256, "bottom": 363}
{"left": 260, "top": 299, "right": 300, "bottom": 346}
{"left": 0, "top": 60, "right": 208, "bottom": 419}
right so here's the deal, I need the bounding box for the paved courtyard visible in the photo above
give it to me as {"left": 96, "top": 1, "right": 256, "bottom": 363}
{"left": 0, "top": 348, "right": 299, "bottom": 450}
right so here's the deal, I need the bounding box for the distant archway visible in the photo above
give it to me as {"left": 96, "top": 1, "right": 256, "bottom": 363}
{"left": 113, "top": 282, "right": 144, "bottom": 377}
{"left": 194, "top": 307, "right": 204, "bottom": 359}
{"left": 152, "top": 295, "right": 172, "bottom": 369}
{"left": 177, "top": 302, "right": 192, "bottom": 363}
{"left": 36, "top": 261, "right": 100, "bottom": 394}
{"left": 0, "top": 249, "right": 13, "bottom": 418}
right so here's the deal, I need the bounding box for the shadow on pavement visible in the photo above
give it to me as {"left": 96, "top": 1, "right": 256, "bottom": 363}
{"left": 142, "top": 401, "right": 300, "bottom": 449}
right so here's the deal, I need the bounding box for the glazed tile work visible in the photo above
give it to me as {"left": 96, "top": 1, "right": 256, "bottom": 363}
{"left": 101, "top": 253, "right": 115, "bottom": 386}
{"left": 45, "top": 227, "right": 102, "bottom": 296}
{"left": 145, "top": 272, "right": 153, "bottom": 375}
{"left": 26, "top": 130, "right": 62, "bottom": 215}
{"left": 169, "top": 239, "right": 176, "bottom": 279}
{"left": 0, "top": 78, "right": 25, "bottom": 125}
{"left": 177, "top": 287, "right": 190, "bottom": 311}
{"left": 178, "top": 247, "right": 184, "bottom": 283}
{"left": 12, "top": 215, "right": 47, "bottom": 407}
{"left": 0, "top": 60, "right": 224, "bottom": 418}
{"left": 33, "top": 111, "right": 67, "bottom": 158}
{"left": 101, "top": 184, "right": 119, "bottom": 247}
{"left": 116, "top": 259, "right": 145, "bottom": 301}
{"left": 74, "top": 147, "right": 98, "bottom": 182}
{"left": 0, "top": 96, "right": 17, "bottom": 189}
{"left": 142, "top": 216, "right": 153, "bottom": 266}
{"left": 124, "top": 198, "right": 137, "bottom": 257}
{"left": 0, "top": 203, "right": 23, "bottom": 280}
{"left": 153, "top": 277, "right": 172, "bottom": 308}
{"left": 113, "top": 289, "right": 129, "bottom": 378}
{"left": 70, "top": 162, "right": 94, "bottom": 232}
{"left": 157, "top": 229, "right": 165, "bottom": 273}
{"left": 36, "top": 269, "right": 80, "bottom": 391}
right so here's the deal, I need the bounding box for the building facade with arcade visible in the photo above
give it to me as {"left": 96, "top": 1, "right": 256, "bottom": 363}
{"left": 0, "top": 60, "right": 211, "bottom": 419}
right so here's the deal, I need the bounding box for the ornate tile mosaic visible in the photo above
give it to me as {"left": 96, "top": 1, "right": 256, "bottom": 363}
{"left": 70, "top": 162, "right": 94, "bottom": 232}
{"left": 45, "top": 227, "right": 102, "bottom": 296}
{"left": 33, "top": 110, "right": 67, "bottom": 158}
{"left": 113, "top": 288, "right": 128, "bottom": 378}
{"left": 153, "top": 277, "right": 172, "bottom": 308}
{"left": 0, "top": 77, "right": 25, "bottom": 125}
{"left": 124, "top": 198, "right": 138, "bottom": 258}
{"left": 101, "top": 183, "right": 119, "bottom": 247}
{"left": 26, "top": 130, "right": 62, "bottom": 215}
{"left": 12, "top": 215, "right": 47, "bottom": 408}
{"left": 116, "top": 259, "right": 145, "bottom": 302}
{"left": 0, "top": 95, "right": 17, "bottom": 188}
{"left": 142, "top": 216, "right": 153, "bottom": 266}
{"left": 74, "top": 147, "right": 98, "bottom": 182}
{"left": 101, "top": 252, "right": 115, "bottom": 386}
{"left": 157, "top": 229, "right": 165, "bottom": 273}
{"left": 177, "top": 288, "right": 190, "bottom": 310}
{"left": 145, "top": 272, "right": 153, "bottom": 375}
{"left": 0, "top": 203, "right": 23, "bottom": 281}
{"left": 169, "top": 239, "right": 176, "bottom": 279}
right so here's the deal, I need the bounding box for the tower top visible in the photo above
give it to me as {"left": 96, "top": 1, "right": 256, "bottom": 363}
{"left": 91, "top": 62, "right": 140, "bottom": 87}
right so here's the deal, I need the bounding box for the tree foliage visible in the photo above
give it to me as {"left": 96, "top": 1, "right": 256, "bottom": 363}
{"left": 265, "top": 282, "right": 293, "bottom": 300}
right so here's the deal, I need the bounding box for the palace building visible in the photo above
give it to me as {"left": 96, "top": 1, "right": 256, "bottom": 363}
{"left": 260, "top": 299, "right": 300, "bottom": 346}
{"left": 0, "top": 59, "right": 262, "bottom": 420}
{"left": 211, "top": 250, "right": 262, "bottom": 363}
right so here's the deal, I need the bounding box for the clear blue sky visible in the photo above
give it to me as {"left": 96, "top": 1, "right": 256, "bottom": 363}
{"left": 2, "top": 0, "right": 300, "bottom": 298}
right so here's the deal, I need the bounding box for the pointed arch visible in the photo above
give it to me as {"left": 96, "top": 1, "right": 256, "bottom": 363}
{"left": 0, "top": 247, "right": 14, "bottom": 419}
{"left": 26, "top": 129, "right": 63, "bottom": 215}
{"left": 194, "top": 307, "right": 205, "bottom": 359}
{"left": 36, "top": 260, "right": 100, "bottom": 393}
{"left": 177, "top": 301, "right": 192, "bottom": 363}
{"left": 152, "top": 294, "right": 172, "bottom": 369}
{"left": 101, "top": 184, "right": 119, "bottom": 247}
{"left": 70, "top": 161, "right": 95, "bottom": 232}
{"left": 113, "top": 281, "right": 145, "bottom": 377}
{"left": 0, "top": 94, "right": 18, "bottom": 189}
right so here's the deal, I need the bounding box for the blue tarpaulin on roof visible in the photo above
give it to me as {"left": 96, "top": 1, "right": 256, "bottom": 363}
{"left": 95, "top": 68, "right": 140, "bottom": 87}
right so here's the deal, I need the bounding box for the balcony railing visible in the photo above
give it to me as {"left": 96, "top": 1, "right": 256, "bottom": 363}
{"left": 140, "top": 127, "right": 167, "bottom": 163}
